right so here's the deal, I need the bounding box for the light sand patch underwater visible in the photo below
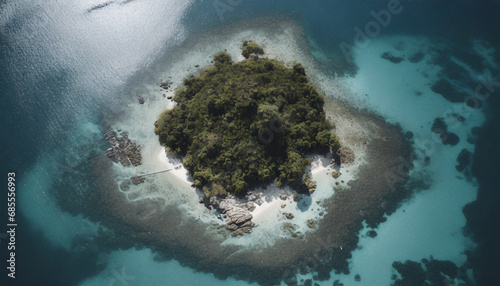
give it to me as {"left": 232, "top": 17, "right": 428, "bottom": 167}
{"left": 325, "top": 35, "right": 490, "bottom": 285}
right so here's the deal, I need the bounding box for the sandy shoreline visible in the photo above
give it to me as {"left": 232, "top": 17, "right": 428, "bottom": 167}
{"left": 146, "top": 130, "right": 366, "bottom": 247}
{"left": 87, "top": 15, "right": 414, "bottom": 285}
{"left": 92, "top": 95, "right": 411, "bottom": 285}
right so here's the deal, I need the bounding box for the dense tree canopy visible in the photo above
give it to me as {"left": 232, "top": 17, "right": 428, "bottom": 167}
{"left": 154, "top": 42, "right": 340, "bottom": 196}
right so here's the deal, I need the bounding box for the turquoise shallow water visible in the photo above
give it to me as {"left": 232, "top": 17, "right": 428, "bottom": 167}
{"left": 1, "top": 1, "right": 499, "bottom": 285}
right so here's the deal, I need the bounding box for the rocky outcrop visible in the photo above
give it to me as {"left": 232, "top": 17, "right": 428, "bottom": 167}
{"left": 307, "top": 219, "right": 315, "bottom": 228}
{"left": 283, "top": 222, "right": 298, "bottom": 237}
{"left": 160, "top": 81, "right": 173, "bottom": 90}
{"left": 284, "top": 212, "right": 294, "bottom": 219}
{"left": 130, "top": 176, "right": 145, "bottom": 185}
{"left": 335, "top": 146, "right": 355, "bottom": 165}
{"left": 231, "top": 228, "right": 252, "bottom": 237}
{"left": 304, "top": 175, "right": 317, "bottom": 194}
{"left": 218, "top": 199, "right": 256, "bottom": 233}
{"left": 104, "top": 131, "right": 142, "bottom": 167}
{"left": 331, "top": 171, "right": 342, "bottom": 179}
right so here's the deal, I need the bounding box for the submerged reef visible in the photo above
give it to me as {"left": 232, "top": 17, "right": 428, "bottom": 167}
{"left": 90, "top": 107, "right": 413, "bottom": 286}
{"left": 431, "top": 117, "right": 460, "bottom": 146}
{"left": 154, "top": 41, "right": 341, "bottom": 197}
{"left": 391, "top": 257, "right": 470, "bottom": 286}
{"left": 381, "top": 52, "right": 404, "bottom": 63}
{"left": 104, "top": 130, "right": 142, "bottom": 166}
{"left": 431, "top": 78, "right": 470, "bottom": 104}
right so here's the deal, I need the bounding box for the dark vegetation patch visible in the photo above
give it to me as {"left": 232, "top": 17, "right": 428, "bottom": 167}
{"left": 333, "top": 280, "right": 344, "bottom": 286}
{"left": 431, "top": 78, "right": 469, "bottom": 103}
{"left": 442, "top": 132, "right": 460, "bottom": 146}
{"left": 431, "top": 117, "right": 447, "bottom": 133}
{"left": 381, "top": 52, "right": 404, "bottom": 63}
{"left": 408, "top": 52, "right": 425, "bottom": 63}
{"left": 392, "top": 257, "right": 466, "bottom": 286}
{"left": 154, "top": 42, "right": 341, "bottom": 196}
{"left": 393, "top": 260, "right": 426, "bottom": 286}
{"left": 431, "top": 51, "right": 476, "bottom": 88}
{"left": 456, "top": 148, "right": 472, "bottom": 172}
{"left": 405, "top": 131, "right": 414, "bottom": 140}
{"left": 467, "top": 126, "right": 480, "bottom": 144}
{"left": 451, "top": 45, "right": 486, "bottom": 72}
{"left": 431, "top": 117, "right": 460, "bottom": 146}
{"left": 366, "top": 230, "right": 377, "bottom": 238}
{"left": 241, "top": 39, "right": 265, "bottom": 59}
{"left": 440, "top": 59, "right": 475, "bottom": 87}
{"left": 430, "top": 43, "right": 485, "bottom": 74}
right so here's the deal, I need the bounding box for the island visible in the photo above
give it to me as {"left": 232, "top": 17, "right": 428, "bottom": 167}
{"left": 88, "top": 28, "right": 413, "bottom": 286}
{"left": 154, "top": 41, "right": 341, "bottom": 198}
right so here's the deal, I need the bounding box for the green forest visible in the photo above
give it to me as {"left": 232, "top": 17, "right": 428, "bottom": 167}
{"left": 154, "top": 41, "right": 340, "bottom": 197}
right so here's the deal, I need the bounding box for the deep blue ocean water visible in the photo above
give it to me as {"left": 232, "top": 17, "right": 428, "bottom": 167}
{"left": 1, "top": 1, "right": 499, "bottom": 285}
